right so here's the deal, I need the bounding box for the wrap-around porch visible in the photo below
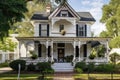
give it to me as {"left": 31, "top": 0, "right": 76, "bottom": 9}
{"left": 17, "top": 37, "right": 110, "bottom": 64}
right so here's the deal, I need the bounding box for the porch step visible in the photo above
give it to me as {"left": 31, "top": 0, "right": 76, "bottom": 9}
{"left": 52, "top": 63, "right": 74, "bottom": 72}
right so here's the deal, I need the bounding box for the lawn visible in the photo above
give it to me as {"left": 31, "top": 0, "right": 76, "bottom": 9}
{"left": 0, "top": 73, "right": 53, "bottom": 80}
{"left": 74, "top": 74, "right": 120, "bottom": 80}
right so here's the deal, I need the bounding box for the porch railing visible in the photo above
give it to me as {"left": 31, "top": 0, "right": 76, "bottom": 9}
{"left": 21, "top": 57, "right": 52, "bottom": 65}
{"left": 75, "top": 57, "right": 108, "bottom": 63}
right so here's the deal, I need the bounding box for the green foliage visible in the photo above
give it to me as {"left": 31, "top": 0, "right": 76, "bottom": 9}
{"left": 64, "top": 55, "right": 73, "bottom": 62}
{"left": 95, "top": 64, "right": 114, "bottom": 73}
{"left": 74, "top": 68, "right": 83, "bottom": 73}
{"left": 0, "top": 62, "right": 9, "bottom": 68}
{"left": 109, "top": 52, "right": 120, "bottom": 64}
{"left": 100, "top": 0, "right": 120, "bottom": 48}
{"left": 0, "top": 38, "right": 17, "bottom": 51}
{"left": 9, "top": 59, "right": 26, "bottom": 71}
{"left": 87, "top": 62, "right": 95, "bottom": 72}
{"left": 97, "top": 45, "right": 106, "bottom": 57}
{"left": 89, "top": 48, "right": 96, "bottom": 59}
{"left": 109, "top": 36, "right": 120, "bottom": 48}
{"left": 30, "top": 51, "right": 38, "bottom": 59}
{"left": 36, "top": 62, "right": 54, "bottom": 74}
{"left": 75, "top": 62, "right": 87, "bottom": 71}
{"left": 0, "top": 0, "right": 28, "bottom": 41}
{"left": 27, "top": 63, "right": 36, "bottom": 71}
{"left": 55, "top": 0, "right": 68, "bottom": 5}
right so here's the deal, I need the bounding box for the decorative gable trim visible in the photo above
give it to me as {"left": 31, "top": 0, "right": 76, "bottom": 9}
{"left": 49, "top": 2, "right": 80, "bottom": 19}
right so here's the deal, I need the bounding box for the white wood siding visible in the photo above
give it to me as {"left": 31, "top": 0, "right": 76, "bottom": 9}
{"left": 34, "top": 23, "right": 39, "bottom": 37}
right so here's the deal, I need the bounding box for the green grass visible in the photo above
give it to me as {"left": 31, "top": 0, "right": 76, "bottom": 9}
{"left": 0, "top": 62, "right": 9, "bottom": 68}
{"left": 0, "top": 74, "right": 53, "bottom": 80}
{"left": 75, "top": 74, "right": 120, "bottom": 80}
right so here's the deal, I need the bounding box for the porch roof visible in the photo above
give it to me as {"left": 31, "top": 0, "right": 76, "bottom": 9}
{"left": 16, "top": 37, "right": 111, "bottom": 42}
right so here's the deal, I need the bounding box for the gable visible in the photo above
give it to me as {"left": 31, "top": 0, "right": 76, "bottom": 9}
{"left": 49, "top": 2, "right": 80, "bottom": 19}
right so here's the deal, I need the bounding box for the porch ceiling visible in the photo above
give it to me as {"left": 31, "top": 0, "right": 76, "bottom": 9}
{"left": 16, "top": 37, "right": 111, "bottom": 42}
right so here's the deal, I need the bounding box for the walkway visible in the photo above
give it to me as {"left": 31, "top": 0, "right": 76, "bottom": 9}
{"left": 54, "top": 72, "right": 75, "bottom": 80}
{"left": 0, "top": 67, "right": 12, "bottom": 73}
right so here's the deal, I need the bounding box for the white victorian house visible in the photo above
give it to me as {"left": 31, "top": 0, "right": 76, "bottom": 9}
{"left": 16, "top": 2, "right": 110, "bottom": 72}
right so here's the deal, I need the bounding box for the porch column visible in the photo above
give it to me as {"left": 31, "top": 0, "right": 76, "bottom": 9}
{"left": 106, "top": 41, "right": 109, "bottom": 62}
{"left": 18, "top": 41, "right": 22, "bottom": 58}
{"left": 51, "top": 41, "right": 54, "bottom": 62}
{"left": 73, "top": 41, "right": 76, "bottom": 62}
{"left": 78, "top": 41, "right": 81, "bottom": 61}
{"left": 24, "top": 42, "right": 28, "bottom": 57}
{"left": 46, "top": 41, "right": 49, "bottom": 62}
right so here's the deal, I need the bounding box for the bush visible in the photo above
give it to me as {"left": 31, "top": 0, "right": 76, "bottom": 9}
{"left": 36, "top": 62, "right": 54, "bottom": 74}
{"left": 31, "top": 53, "right": 38, "bottom": 59}
{"left": 27, "top": 63, "right": 36, "bottom": 71}
{"left": 64, "top": 55, "right": 73, "bottom": 62}
{"left": 75, "top": 61, "right": 87, "bottom": 71}
{"left": 0, "top": 62, "right": 9, "bottom": 68}
{"left": 87, "top": 62, "right": 95, "bottom": 72}
{"left": 95, "top": 63, "right": 114, "bottom": 73}
{"left": 74, "top": 68, "right": 83, "bottom": 73}
{"left": 9, "top": 59, "right": 26, "bottom": 71}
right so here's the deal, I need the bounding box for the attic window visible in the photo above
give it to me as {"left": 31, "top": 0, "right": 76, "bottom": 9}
{"left": 61, "top": 11, "right": 68, "bottom": 17}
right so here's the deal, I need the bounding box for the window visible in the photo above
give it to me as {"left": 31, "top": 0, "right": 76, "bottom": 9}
{"left": 39, "top": 24, "right": 49, "bottom": 36}
{"left": 61, "top": 11, "right": 68, "bottom": 17}
{"left": 59, "top": 25, "right": 64, "bottom": 32}
{"left": 77, "top": 24, "right": 87, "bottom": 37}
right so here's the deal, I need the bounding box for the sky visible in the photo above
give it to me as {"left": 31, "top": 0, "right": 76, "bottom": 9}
{"left": 68, "top": 0, "right": 110, "bottom": 36}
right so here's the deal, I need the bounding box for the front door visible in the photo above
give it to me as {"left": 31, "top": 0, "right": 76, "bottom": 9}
{"left": 58, "top": 48, "right": 64, "bottom": 62}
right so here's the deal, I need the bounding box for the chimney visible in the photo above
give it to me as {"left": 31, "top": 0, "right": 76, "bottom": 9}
{"left": 46, "top": 4, "right": 51, "bottom": 13}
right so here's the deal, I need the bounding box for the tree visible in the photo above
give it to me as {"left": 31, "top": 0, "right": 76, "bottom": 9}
{"left": 0, "top": 38, "right": 17, "bottom": 52}
{"left": 109, "top": 52, "right": 120, "bottom": 65}
{"left": 55, "top": 0, "right": 68, "bottom": 5}
{"left": 100, "top": 0, "right": 120, "bottom": 48}
{"left": 11, "top": 0, "right": 50, "bottom": 37}
{"left": 0, "top": 0, "right": 28, "bottom": 41}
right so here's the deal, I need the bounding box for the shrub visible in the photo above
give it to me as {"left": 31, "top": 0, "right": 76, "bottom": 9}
{"left": 9, "top": 59, "right": 26, "bottom": 71}
{"left": 31, "top": 53, "right": 38, "bottom": 59}
{"left": 0, "top": 62, "right": 9, "bottom": 68}
{"left": 27, "top": 63, "right": 36, "bottom": 71}
{"left": 95, "top": 63, "right": 114, "bottom": 73}
{"left": 89, "top": 48, "right": 96, "bottom": 59}
{"left": 75, "top": 61, "right": 86, "bottom": 71}
{"left": 36, "top": 62, "right": 54, "bottom": 74}
{"left": 74, "top": 68, "right": 83, "bottom": 73}
{"left": 64, "top": 55, "right": 73, "bottom": 62}
{"left": 87, "top": 62, "right": 95, "bottom": 72}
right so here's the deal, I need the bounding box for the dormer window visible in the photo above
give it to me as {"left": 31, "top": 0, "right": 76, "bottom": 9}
{"left": 59, "top": 25, "right": 64, "bottom": 32}
{"left": 61, "top": 11, "right": 68, "bottom": 17}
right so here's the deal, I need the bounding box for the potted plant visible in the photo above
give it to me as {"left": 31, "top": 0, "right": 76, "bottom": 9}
{"left": 61, "top": 30, "right": 66, "bottom": 35}
{"left": 30, "top": 51, "right": 38, "bottom": 59}
{"left": 89, "top": 48, "right": 96, "bottom": 59}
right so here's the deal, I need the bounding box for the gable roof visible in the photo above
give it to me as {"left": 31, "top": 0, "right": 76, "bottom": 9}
{"left": 31, "top": 13, "right": 49, "bottom": 20}
{"left": 31, "top": 3, "right": 95, "bottom": 22}
{"left": 77, "top": 12, "right": 96, "bottom": 21}
{"left": 49, "top": 2, "right": 80, "bottom": 19}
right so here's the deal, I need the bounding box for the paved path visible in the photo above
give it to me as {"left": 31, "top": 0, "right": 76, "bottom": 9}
{"left": 0, "top": 67, "right": 12, "bottom": 73}
{"left": 54, "top": 72, "right": 75, "bottom": 80}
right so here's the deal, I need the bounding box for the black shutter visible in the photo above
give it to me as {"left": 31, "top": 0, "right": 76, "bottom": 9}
{"left": 38, "top": 44, "right": 41, "bottom": 57}
{"left": 76, "top": 24, "right": 78, "bottom": 37}
{"left": 39, "top": 24, "right": 41, "bottom": 36}
{"left": 48, "top": 46, "right": 51, "bottom": 57}
{"left": 76, "top": 46, "right": 79, "bottom": 57}
{"left": 83, "top": 44, "right": 87, "bottom": 57}
{"left": 47, "top": 24, "right": 49, "bottom": 36}
{"left": 85, "top": 25, "right": 87, "bottom": 37}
